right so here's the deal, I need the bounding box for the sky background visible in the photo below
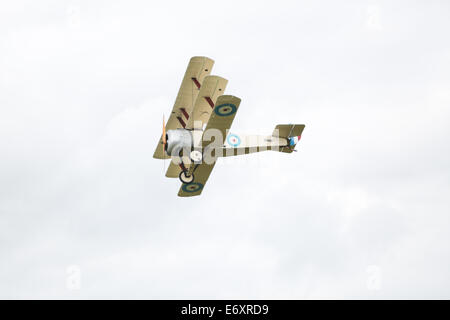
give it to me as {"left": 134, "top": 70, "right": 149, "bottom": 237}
{"left": 1, "top": 0, "right": 450, "bottom": 299}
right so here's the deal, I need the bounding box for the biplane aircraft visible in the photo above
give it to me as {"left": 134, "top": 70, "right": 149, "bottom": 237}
{"left": 153, "top": 57, "right": 305, "bottom": 197}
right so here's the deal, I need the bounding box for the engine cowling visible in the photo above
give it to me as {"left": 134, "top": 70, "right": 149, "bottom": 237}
{"left": 165, "top": 129, "right": 193, "bottom": 156}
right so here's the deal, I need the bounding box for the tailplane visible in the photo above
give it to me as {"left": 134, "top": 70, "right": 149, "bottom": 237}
{"left": 272, "top": 124, "right": 305, "bottom": 153}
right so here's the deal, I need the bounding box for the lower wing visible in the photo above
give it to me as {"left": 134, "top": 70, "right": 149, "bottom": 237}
{"left": 178, "top": 95, "right": 241, "bottom": 197}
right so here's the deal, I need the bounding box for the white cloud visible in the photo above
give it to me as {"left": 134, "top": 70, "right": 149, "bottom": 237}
{"left": 1, "top": 0, "right": 450, "bottom": 299}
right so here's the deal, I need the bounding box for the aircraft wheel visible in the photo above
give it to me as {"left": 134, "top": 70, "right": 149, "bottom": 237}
{"left": 179, "top": 171, "right": 194, "bottom": 184}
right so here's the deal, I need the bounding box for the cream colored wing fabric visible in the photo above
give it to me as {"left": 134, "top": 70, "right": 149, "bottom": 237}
{"left": 185, "top": 75, "right": 228, "bottom": 130}
{"left": 153, "top": 56, "right": 214, "bottom": 159}
{"left": 178, "top": 163, "right": 216, "bottom": 197}
{"left": 184, "top": 95, "right": 241, "bottom": 178}
{"left": 165, "top": 160, "right": 181, "bottom": 178}
{"left": 178, "top": 95, "right": 241, "bottom": 196}
{"left": 202, "top": 95, "right": 241, "bottom": 148}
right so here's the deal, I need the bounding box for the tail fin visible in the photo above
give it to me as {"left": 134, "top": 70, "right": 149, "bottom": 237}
{"left": 272, "top": 124, "right": 305, "bottom": 153}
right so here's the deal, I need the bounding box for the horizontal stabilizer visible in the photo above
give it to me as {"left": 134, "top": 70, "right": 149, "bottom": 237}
{"left": 272, "top": 124, "right": 305, "bottom": 153}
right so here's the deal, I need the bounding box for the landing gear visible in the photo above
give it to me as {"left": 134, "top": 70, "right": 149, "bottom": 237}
{"left": 178, "top": 150, "right": 201, "bottom": 184}
{"left": 179, "top": 170, "right": 194, "bottom": 184}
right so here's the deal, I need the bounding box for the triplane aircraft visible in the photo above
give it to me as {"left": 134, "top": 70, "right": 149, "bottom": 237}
{"left": 154, "top": 57, "right": 305, "bottom": 197}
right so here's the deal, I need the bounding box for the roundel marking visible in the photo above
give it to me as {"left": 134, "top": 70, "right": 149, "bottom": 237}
{"left": 214, "top": 103, "right": 237, "bottom": 117}
{"left": 227, "top": 134, "right": 241, "bottom": 147}
{"left": 182, "top": 182, "right": 204, "bottom": 193}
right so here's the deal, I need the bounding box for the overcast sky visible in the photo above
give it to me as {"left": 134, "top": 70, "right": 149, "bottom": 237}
{"left": 1, "top": 0, "right": 450, "bottom": 299}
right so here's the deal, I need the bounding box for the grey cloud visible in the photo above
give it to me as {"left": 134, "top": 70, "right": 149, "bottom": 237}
{"left": 1, "top": 0, "right": 450, "bottom": 299}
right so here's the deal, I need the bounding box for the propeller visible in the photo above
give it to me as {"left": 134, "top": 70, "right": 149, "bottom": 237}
{"left": 162, "top": 114, "right": 167, "bottom": 173}
{"left": 162, "top": 114, "right": 167, "bottom": 153}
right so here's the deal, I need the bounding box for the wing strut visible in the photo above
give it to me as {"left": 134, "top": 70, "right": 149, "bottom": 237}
{"left": 192, "top": 77, "right": 201, "bottom": 89}
{"left": 204, "top": 96, "right": 215, "bottom": 108}
{"left": 177, "top": 116, "right": 186, "bottom": 128}
{"left": 180, "top": 108, "right": 189, "bottom": 119}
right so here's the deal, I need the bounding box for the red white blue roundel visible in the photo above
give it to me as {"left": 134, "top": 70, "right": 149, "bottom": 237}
{"left": 214, "top": 103, "right": 237, "bottom": 117}
{"left": 227, "top": 134, "right": 241, "bottom": 147}
{"left": 182, "top": 182, "right": 203, "bottom": 193}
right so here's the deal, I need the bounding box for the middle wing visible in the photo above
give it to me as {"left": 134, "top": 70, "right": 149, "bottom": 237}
{"left": 165, "top": 160, "right": 180, "bottom": 178}
{"left": 165, "top": 77, "right": 228, "bottom": 179}
{"left": 185, "top": 75, "right": 228, "bottom": 130}
{"left": 153, "top": 56, "right": 214, "bottom": 159}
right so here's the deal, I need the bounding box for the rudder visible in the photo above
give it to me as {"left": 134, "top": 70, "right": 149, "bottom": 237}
{"left": 272, "top": 124, "right": 305, "bottom": 153}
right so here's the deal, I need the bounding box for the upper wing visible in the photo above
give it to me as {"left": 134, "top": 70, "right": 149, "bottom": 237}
{"left": 185, "top": 75, "right": 228, "bottom": 130}
{"left": 153, "top": 56, "right": 214, "bottom": 159}
{"left": 179, "top": 95, "right": 241, "bottom": 197}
